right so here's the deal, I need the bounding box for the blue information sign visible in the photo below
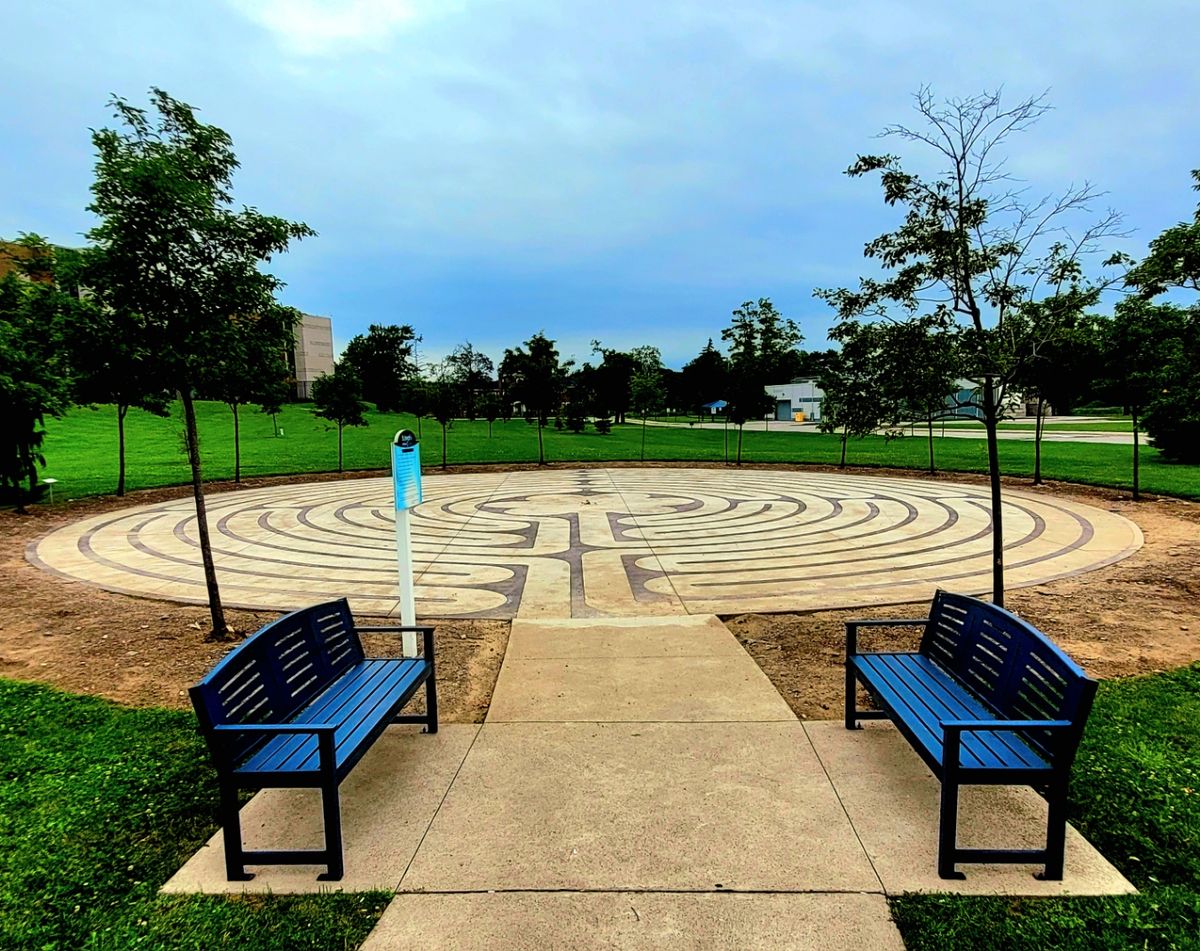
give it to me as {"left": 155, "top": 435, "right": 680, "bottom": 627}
{"left": 391, "top": 431, "right": 422, "bottom": 510}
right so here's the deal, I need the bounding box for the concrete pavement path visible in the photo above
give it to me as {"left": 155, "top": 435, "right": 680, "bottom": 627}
{"left": 164, "top": 615, "right": 1133, "bottom": 948}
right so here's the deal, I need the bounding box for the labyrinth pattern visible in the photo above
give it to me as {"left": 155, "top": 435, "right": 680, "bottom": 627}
{"left": 30, "top": 469, "right": 1142, "bottom": 619}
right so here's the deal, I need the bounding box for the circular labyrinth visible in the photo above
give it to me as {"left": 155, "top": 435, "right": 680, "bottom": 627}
{"left": 29, "top": 468, "right": 1141, "bottom": 619}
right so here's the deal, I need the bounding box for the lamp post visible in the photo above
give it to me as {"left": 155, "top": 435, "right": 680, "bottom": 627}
{"left": 41, "top": 478, "right": 58, "bottom": 504}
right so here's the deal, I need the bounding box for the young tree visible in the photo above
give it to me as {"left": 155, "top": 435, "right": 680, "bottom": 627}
{"left": 426, "top": 360, "right": 461, "bottom": 469}
{"left": 312, "top": 363, "right": 367, "bottom": 472}
{"left": 499, "top": 332, "right": 570, "bottom": 465}
{"left": 628, "top": 345, "right": 666, "bottom": 462}
{"left": 0, "top": 237, "right": 76, "bottom": 512}
{"left": 87, "top": 88, "right": 314, "bottom": 638}
{"left": 815, "top": 89, "right": 1125, "bottom": 606}
{"left": 69, "top": 248, "right": 171, "bottom": 496}
{"left": 208, "top": 306, "right": 298, "bottom": 482}
{"left": 877, "top": 317, "right": 960, "bottom": 475}
{"left": 481, "top": 392, "right": 501, "bottom": 438}
{"left": 445, "top": 341, "right": 494, "bottom": 420}
{"left": 590, "top": 343, "right": 636, "bottom": 423}
{"left": 818, "top": 321, "right": 897, "bottom": 468}
{"left": 1102, "top": 300, "right": 1186, "bottom": 497}
{"left": 341, "top": 323, "right": 420, "bottom": 412}
{"left": 722, "top": 298, "right": 802, "bottom": 461}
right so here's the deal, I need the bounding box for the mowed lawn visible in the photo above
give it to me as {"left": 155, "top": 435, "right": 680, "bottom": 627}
{"left": 37, "top": 400, "right": 1200, "bottom": 500}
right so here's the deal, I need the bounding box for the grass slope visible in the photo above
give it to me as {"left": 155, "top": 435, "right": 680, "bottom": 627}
{"left": 892, "top": 664, "right": 1200, "bottom": 949}
{"left": 38, "top": 401, "right": 1200, "bottom": 500}
{"left": 0, "top": 680, "right": 388, "bottom": 950}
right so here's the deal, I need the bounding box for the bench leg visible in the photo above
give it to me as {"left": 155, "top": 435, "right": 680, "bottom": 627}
{"left": 220, "top": 781, "right": 254, "bottom": 882}
{"left": 1037, "top": 778, "right": 1068, "bottom": 881}
{"left": 424, "top": 670, "right": 439, "bottom": 734}
{"left": 938, "top": 779, "right": 966, "bottom": 880}
{"left": 845, "top": 665, "right": 860, "bottom": 730}
{"left": 317, "top": 781, "right": 344, "bottom": 882}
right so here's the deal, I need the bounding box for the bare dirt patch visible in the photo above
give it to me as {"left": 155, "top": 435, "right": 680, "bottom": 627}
{"left": 0, "top": 474, "right": 507, "bottom": 721}
{"left": 2, "top": 467, "right": 1197, "bottom": 722}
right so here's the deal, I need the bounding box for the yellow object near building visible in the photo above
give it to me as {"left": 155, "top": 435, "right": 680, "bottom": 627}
{"left": 793, "top": 412, "right": 806, "bottom": 422}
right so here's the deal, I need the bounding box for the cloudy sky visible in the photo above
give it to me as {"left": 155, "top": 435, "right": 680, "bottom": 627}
{"left": 3, "top": 1, "right": 1196, "bottom": 367}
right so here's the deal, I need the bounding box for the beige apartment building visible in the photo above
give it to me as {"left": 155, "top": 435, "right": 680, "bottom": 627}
{"left": 289, "top": 313, "right": 335, "bottom": 399}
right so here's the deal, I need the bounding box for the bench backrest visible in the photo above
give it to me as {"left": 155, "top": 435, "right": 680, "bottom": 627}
{"left": 189, "top": 599, "right": 363, "bottom": 763}
{"left": 920, "top": 590, "right": 1097, "bottom": 768}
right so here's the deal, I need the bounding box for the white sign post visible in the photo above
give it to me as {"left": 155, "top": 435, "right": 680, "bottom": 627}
{"left": 391, "top": 429, "right": 423, "bottom": 657}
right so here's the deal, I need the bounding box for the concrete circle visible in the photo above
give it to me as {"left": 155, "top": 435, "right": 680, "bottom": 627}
{"left": 29, "top": 468, "right": 1142, "bottom": 619}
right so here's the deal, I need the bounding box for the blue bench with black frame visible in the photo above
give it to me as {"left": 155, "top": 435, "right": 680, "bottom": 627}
{"left": 845, "top": 589, "right": 1096, "bottom": 880}
{"left": 189, "top": 598, "right": 437, "bottom": 882}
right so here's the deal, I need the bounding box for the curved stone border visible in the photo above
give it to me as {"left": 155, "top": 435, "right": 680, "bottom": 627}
{"left": 28, "top": 468, "right": 1143, "bottom": 618}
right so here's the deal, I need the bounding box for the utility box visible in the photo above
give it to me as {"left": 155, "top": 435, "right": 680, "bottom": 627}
{"left": 392, "top": 429, "right": 422, "bottom": 510}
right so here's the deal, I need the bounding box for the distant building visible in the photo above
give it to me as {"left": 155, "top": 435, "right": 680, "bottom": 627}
{"left": 765, "top": 377, "right": 824, "bottom": 423}
{"left": 289, "top": 313, "right": 334, "bottom": 399}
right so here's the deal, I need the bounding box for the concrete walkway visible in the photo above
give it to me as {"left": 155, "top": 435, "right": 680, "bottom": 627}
{"left": 164, "top": 616, "right": 1132, "bottom": 949}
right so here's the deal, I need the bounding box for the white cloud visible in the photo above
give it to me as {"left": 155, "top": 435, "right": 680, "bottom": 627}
{"left": 224, "top": 0, "right": 458, "bottom": 55}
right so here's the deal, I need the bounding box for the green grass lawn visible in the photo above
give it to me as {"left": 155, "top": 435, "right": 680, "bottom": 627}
{"left": 891, "top": 663, "right": 1200, "bottom": 948}
{"left": 37, "top": 401, "right": 1200, "bottom": 501}
{"left": 938, "top": 420, "right": 1135, "bottom": 433}
{"left": 0, "top": 679, "right": 388, "bottom": 950}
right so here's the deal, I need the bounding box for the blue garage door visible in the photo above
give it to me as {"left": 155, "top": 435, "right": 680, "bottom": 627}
{"left": 775, "top": 400, "right": 792, "bottom": 421}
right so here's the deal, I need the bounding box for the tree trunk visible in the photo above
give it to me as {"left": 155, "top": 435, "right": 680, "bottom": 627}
{"left": 181, "top": 390, "right": 228, "bottom": 639}
{"left": 232, "top": 402, "right": 241, "bottom": 483}
{"left": 441, "top": 422, "right": 447, "bottom": 469}
{"left": 640, "top": 415, "right": 647, "bottom": 462}
{"left": 926, "top": 411, "right": 935, "bottom": 476}
{"left": 1033, "top": 395, "right": 1045, "bottom": 485}
{"left": 117, "top": 404, "right": 128, "bottom": 496}
{"left": 840, "top": 427, "right": 848, "bottom": 469}
{"left": 489, "top": 419, "right": 493, "bottom": 438}
{"left": 537, "top": 417, "right": 545, "bottom": 465}
{"left": 271, "top": 412, "right": 279, "bottom": 437}
{"left": 736, "top": 424, "right": 744, "bottom": 465}
{"left": 1132, "top": 404, "right": 1140, "bottom": 502}
{"left": 982, "top": 375, "right": 1005, "bottom": 607}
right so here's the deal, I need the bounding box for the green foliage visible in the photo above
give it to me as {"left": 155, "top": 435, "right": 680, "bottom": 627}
{"left": 0, "top": 237, "right": 79, "bottom": 511}
{"left": 499, "top": 332, "right": 571, "bottom": 464}
{"left": 312, "top": 363, "right": 368, "bottom": 472}
{"left": 341, "top": 324, "right": 420, "bottom": 413}
{"left": 444, "top": 341, "right": 494, "bottom": 420}
{"left": 0, "top": 679, "right": 387, "bottom": 949}
{"left": 893, "top": 664, "right": 1200, "bottom": 949}
{"left": 679, "top": 338, "right": 728, "bottom": 414}
{"left": 1125, "top": 167, "right": 1200, "bottom": 296}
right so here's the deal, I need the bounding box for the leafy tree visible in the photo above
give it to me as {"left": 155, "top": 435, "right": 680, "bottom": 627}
{"left": 0, "top": 237, "right": 76, "bottom": 512}
{"left": 818, "top": 321, "right": 898, "bottom": 468}
{"left": 1103, "top": 300, "right": 1187, "bottom": 496}
{"left": 499, "top": 332, "right": 570, "bottom": 465}
{"left": 87, "top": 88, "right": 314, "bottom": 638}
{"left": 877, "top": 316, "right": 960, "bottom": 475}
{"left": 311, "top": 362, "right": 367, "bottom": 472}
{"left": 342, "top": 324, "right": 420, "bottom": 412}
{"left": 481, "top": 392, "right": 501, "bottom": 438}
{"left": 207, "top": 306, "right": 298, "bottom": 482}
{"left": 1125, "top": 167, "right": 1200, "bottom": 464}
{"left": 680, "top": 339, "right": 728, "bottom": 417}
{"left": 426, "top": 360, "right": 461, "bottom": 469}
{"left": 721, "top": 299, "right": 798, "bottom": 463}
{"left": 815, "top": 88, "right": 1125, "bottom": 606}
{"left": 445, "top": 341, "right": 494, "bottom": 420}
{"left": 589, "top": 343, "right": 636, "bottom": 423}
{"left": 67, "top": 248, "right": 171, "bottom": 496}
{"left": 628, "top": 345, "right": 666, "bottom": 462}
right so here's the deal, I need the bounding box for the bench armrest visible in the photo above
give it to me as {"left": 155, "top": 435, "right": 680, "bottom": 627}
{"left": 941, "top": 719, "right": 1073, "bottom": 732}
{"left": 212, "top": 723, "right": 338, "bottom": 734}
{"left": 356, "top": 625, "right": 435, "bottom": 662}
{"left": 941, "top": 719, "right": 1074, "bottom": 770}
{"left": 846, "top": 618, "right": 928, "bottom": 659}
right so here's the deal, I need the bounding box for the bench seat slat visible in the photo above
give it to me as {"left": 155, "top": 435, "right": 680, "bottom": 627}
{"left": 237, "top": 659, "right": 426, "bottom": 776}
{"left": 854, "top": 653, "right": 1048, "bottom": 772}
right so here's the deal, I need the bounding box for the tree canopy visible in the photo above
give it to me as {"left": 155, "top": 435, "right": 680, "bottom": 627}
{"left": 341, "top": 323, "right": 420, "bottom": 412}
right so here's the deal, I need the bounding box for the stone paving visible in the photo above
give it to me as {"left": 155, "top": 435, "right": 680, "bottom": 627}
{"left": 30, "top": 468, "right": 1141, "bottom": 619}
{"left": 163, "top": 616, "right": 1133, "bottom": 949}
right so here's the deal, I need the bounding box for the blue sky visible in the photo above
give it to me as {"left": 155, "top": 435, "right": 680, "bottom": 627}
{"left": 3, "top": 1, "right": 1196, "bottom": 368}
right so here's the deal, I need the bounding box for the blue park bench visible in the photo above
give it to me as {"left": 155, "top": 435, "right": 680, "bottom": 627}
{"left": 190, "top": 599, "right": 437, "bottom": 881}
{"left": 845, "top": 590, "right": 1097, "bottom": 880}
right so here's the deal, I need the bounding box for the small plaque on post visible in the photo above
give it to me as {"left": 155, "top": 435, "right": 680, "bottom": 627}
{"left": 392, "top": 429, "right": 422, "bottom": 510}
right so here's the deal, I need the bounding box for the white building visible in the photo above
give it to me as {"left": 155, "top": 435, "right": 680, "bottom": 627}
{"left": 765, "top": 377, "right": 823, "bottom": 423}
{"left": 289, "top": 314, "right": 334, "bottom": 399}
